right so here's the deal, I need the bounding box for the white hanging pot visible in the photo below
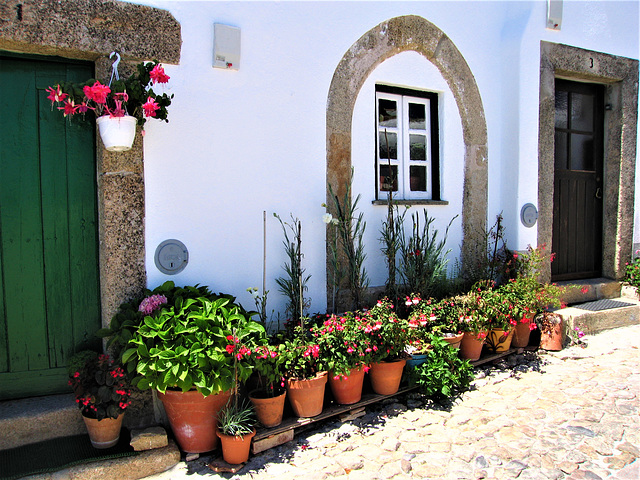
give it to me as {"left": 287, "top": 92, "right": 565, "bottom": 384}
{"left": 96, "top": 115, "right": 138, "bottom": 152}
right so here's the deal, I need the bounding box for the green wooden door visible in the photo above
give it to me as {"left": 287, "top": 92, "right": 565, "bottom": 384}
{"left": 0, "top": 55, "right": 101, "bottom": 399}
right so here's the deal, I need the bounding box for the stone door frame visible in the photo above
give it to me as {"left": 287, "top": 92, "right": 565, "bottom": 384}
{"left": 537, "top": 41, "right": 638, "bottom": 282}
{"left": 0, "top": 1, "right": 181, "bottom": 324}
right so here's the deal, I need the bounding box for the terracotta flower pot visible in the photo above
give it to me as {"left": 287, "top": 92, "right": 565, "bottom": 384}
{"left": 369, "top": 359, "right": 406, "bottom": 395}
{"left": 158, "top": 388, "right": 231, "bottom": 453}
{"left": 216, "top": 428, "right": 256, "bottom": 465}
{"left": 249, "top": 389, "right": 286, "bottom": 428}
{"left": 540, "top": 317, "right": 564, "bottom": 351}
{"left": 82, "top": 413, "right": 124, "bottom": 449}
{"left": 486, "top": 328, "right": 515, "bottom": 353}
{"left": 285, "top": 371, "right": 327, "bottom": 418}
{"left": 512, "top": 316, "right": 534, "bottom": 348}
{"left": 459, "top": 332, "right": 486, "bottom": 361}
{"left": 328, "top": 366, "right": 366, "bottom": 405}
{"left": 441, "top": 332, "right": 464, "bottom": 349}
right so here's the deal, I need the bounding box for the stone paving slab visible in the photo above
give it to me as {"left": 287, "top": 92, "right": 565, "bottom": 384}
{"left": 144, "top": 325, "right": 640, "bottom": 480}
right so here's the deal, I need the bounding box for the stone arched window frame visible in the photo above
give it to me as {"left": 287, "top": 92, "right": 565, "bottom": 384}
{"left": 0, "top": 0, "right": 181, "bottom": 323}
{"left": 326, "top": 15, "right": 488, "bottom": 306}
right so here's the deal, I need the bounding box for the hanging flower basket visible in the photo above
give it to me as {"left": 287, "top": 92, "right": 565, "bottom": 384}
{"left": 96, "top": 115, "right": 137, "bottom": 152}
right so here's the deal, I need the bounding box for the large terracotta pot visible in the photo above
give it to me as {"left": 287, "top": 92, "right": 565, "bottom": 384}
{"left": 540, "top": 316, "right": 564, "bottom": 351}
{"left": 512, "top": 316, "right": 534, "bottom": 348}
{"left": 328, "top": 365, "right": 366, "bottom": 405}
{"left": 158, "top": 389, "right": 231, "bottom": 453}
{"left": 249, "top": 389, "right": 286, "bottom": 428}
{"left": 285, "top": 371, "right": 327, "bottom": 418}
{"left": 369, "top": 359, "right": 406, "bottom": 395}
{"left": 459, "top": 332, "right": 486, "bottom": 361}
{"left": 216, "top": 428, "right": 256, "bottom": 465}
{"left": 486, "top": 328, "right": 515, "bottom": 353}
{"left": 441, "top": 332, "right": 464, "bottom": 349}
{"left": 82, "top": 413, "right": 124, "bottom": 449}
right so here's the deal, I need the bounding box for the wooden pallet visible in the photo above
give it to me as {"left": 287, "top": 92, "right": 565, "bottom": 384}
{"left": 251, "top": 348, "right": 519, "bottom": 454}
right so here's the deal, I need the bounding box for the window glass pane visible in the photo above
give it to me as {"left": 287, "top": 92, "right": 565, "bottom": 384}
{"left": 408, "top": 103, "right": 426, "bottom": 130}
{"left": 409, "top": 166, "right": 426, "bottom": 191}
{"left": 554, "top": 131, "right": 568, "bottom": 170}
{"left": 570, "top": 92, "right": 594, "bottom": 132}
{"left": 379, "top": 131, "right": 397, "bottom": 160}
{"left": 555, "top": 90, "right": 568, "bottom": 129}
{"left": 378, "top": 99, "right": 397, "bottom": 128}
{"left": 379, "top": 165, "right": 398, "bottom": 192}
{"left": 570, "top": 133, "right": 595, "bottom": 171}
{"left": 409, "top": 134, "right": 426, "bottom": 161}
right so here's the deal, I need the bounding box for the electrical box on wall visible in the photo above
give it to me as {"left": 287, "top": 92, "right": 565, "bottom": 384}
{"left": 213, "top": 23, "right": 241, "bottom": 70}
{"left": 547, "top": 0, "right": 562, "bottom": 30}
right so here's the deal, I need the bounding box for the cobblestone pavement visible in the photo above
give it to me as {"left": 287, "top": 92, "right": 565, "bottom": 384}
{"left": 147, "top": 325, "right": 640, "bottom": 480}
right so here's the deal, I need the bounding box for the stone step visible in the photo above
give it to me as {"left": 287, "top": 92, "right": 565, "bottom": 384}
{"left": 555, "top": 296, "right": 640, "bottom": 335}
{"left": 556, "top": 277, "right": 622, "bottom": 305}
{"left": 0, "top": 393, "right": 85, "bottom": 450}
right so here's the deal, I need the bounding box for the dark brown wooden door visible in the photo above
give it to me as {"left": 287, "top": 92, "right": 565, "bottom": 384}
{"left": 552, "top": 79, "right": 604, "bottom": 281}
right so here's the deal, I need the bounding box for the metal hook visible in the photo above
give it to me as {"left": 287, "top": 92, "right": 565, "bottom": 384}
{"left": 109, "top": 52, "right": 121, "bottom": 86}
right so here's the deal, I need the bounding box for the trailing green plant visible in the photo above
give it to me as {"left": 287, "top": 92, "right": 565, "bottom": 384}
{"left": 218, "top": 397, "right": 256, "bottom": 436}
{"left": 398, "top": 209, "right": 456, "bottom": 299}
{"left": 408, "top": 334, "right": 474, "bottom": 398}
{"left": 274, "top": 213, "right": 311, "bottom": 323}
{"left": 121, "top": 293, "right": 266, "bottom": 395}
{"left": 327, "top": 168, "right": 369, "bottom": 310}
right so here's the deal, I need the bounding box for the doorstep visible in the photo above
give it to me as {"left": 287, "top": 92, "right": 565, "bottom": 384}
{"left": 557, "top": 278, "right": 622, "bottom": 305}
{"left": 555, "top": 295, "right": 640, "bottom": 334}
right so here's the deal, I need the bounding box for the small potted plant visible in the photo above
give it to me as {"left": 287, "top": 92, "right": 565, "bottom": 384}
{"left": 313, "top": 311, "right": 373, "bottom": 404}
{"left": 67, "top": 351, "right": 131, "bottom": 449}
{"left": 248, "top": 342, "right": 287, "bottom": 428}
{"left": 361, "top": 298, "right": 409, "bottom": 395}
{"left": 46, "top": 56, "right": 172, "bottom": 151}
{"left": 217, "top": 397, "right": 257, "bottom": 465}
{"left": 455, "top": 291, "right": 490, "bottom": 361}
{"left": 408, "top": 296, "right": 464, "bottom": 348}
{"left": 281, "top": 327, "right": 328, "bottom": 418}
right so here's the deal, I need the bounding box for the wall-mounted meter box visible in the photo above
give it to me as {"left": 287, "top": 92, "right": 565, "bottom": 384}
{"left": 213, "top": 23, "right": 241, "bottom": 70}
{"left": 154, "top": 239, "right": 189, "bottom": 275}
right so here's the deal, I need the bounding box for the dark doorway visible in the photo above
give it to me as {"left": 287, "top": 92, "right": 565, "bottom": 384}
{"left": 552, "top": 79, "right": 605, "bottom": 281}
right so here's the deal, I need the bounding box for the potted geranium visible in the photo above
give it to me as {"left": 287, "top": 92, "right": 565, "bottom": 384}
{"left": 46, "top": 57, "right": 172, "bottom": 151}
{"left": 119, "top": 286, "right": 265, "bottom": 453}
{"left": 408, "top": 296, "right": 464, "bottom": 348}
{"left": 477, "top": 283, "right": 515, "bottom": 353}
{"left": 313, "top": 312, "right": 372, "bottom": 404}
{"left": 281, "top": 327, "right": 327, "bottom": 417}
{"left": 248, "top": 342, "right": 287, "bottom": 428}
{"left": 456, "top": 290, "right": 490, "bottom": 361}
{"left": 361, "top": 298, "right": 409, "bottom": 395}
{"left": 67, "top": 351, "right": 131, "bottom": 449}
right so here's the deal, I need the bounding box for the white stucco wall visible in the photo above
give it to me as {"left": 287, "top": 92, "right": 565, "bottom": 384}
{"left": 126, "top": 0, "right": 639, "bottom": 319}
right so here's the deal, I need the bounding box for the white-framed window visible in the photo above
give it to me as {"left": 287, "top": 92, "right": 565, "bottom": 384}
{"left": 375, "top": 85, "right": 440, "bottom": 201}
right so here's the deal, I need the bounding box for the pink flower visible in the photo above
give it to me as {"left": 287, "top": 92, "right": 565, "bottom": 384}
{"left": 226, "top": 344, "right": 235, "bottom": 354}
{"left": 83, "top": 81, "right": 111, "bottom": 104}
{"left": 58, "top": 100, "right": 78, "bottom": 116}
{"left": 46, "top": 85, "right": 68, "bottom": 105}
{"left": 149, "top": 64, "right": 170, "bottom": 84}
{"left": 142, "top": 96, "right": 160, "bottom": 117}
{"left": 139, "top": 294, "right": 168, "bottom": 315}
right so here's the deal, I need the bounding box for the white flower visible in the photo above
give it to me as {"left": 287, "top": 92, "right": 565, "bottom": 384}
{"left": 247, "top": 287, "right": 259, "bottom": 299}
{"left": 322, "top": 213, "right": 333, "bottom": 224}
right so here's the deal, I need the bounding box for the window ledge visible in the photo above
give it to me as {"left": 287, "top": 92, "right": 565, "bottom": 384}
{"left": 372, "top": 199, "right": 449, "bottom": 206}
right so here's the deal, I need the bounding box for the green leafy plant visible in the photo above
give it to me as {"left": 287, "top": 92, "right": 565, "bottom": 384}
{"left": 274, "top": 213, "right": 311, "bottom": 324}
{"left": 280, "top": 327, "right": 325, "bottom": 380}
{"left": 327, "top": 168, "right": 369, "bottom": 310}
{"left": 408, "top": 334, "right": 474, "bottom": 398}
{"left": 67, "top": 351, "right": 131, "bottom": 420}
{"left": 625, "top": 250, "right": 640, "bottom": 298}
{"left": 121, "top": 292, "right": 266, "bottom": 396}
{"left": 251, "top": 342, "right": 287, "bottom": 397}
{"left": 398, "top": 210, "right": 456, "bottom": 299}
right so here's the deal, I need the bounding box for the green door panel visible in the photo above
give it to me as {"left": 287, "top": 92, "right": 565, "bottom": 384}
{"left": 0, "top": 55, "right": 100, "bottom": 399}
